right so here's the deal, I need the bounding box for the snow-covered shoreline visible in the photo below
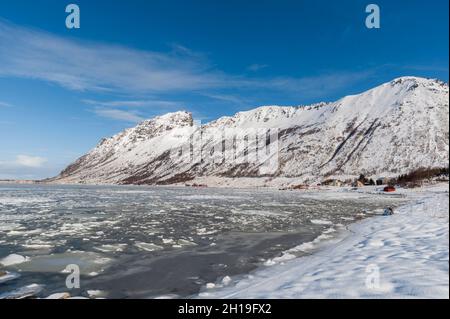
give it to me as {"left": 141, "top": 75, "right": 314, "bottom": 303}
{"left": 198, "top": 183, "right": 449, "bottom": 299}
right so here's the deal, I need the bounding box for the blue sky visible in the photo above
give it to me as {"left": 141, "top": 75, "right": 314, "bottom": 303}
{"left": 0, "top": 0, "right": 448, "bottom": 179}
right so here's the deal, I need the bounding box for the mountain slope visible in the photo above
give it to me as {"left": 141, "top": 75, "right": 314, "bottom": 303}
{"left": 49, "top": 77, "right": 449, "bottom": 186}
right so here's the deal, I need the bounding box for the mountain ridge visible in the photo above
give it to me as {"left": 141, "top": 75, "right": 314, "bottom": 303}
{"left": 48, "top": 76, "right": 449, "bottom": 187}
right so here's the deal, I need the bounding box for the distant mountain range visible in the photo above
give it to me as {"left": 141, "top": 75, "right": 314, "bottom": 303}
{"left": 48, "top": 77, "right": 449, "bottom": 187}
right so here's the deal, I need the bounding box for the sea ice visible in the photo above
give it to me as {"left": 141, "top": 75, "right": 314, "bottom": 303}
{"left": 0, "top": 254, "right": 30, "bottom": 266}
{"left": 0, "top": 271, "right": 20, "bottom": 284}
{"left": 0, "top": 284, "right": 43, "bottom": 299}
{"left": 135, "top": 242, "right": 163, "bottom": 252}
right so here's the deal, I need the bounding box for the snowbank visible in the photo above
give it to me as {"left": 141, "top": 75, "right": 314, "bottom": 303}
{"left": 199, "top": 183, "right": 449, "bottom": 299}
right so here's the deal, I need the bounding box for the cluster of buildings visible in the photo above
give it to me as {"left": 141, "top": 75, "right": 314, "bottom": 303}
{"left": 320, "top": 176, "right": 393, "bottom": 188}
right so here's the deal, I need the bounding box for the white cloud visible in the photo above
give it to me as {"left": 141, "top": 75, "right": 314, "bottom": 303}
{"left": 16, "top": 155, "right": 48, "bottom": 168}
{"left": 83, "top": 99, "right": 180, "bottom": 108}
{"left": 259, "top": 71, "right": 375, "bottom": 96}
{"left": 0, "top": 20, "right": 225, "bottom": 93}
{"left": 0, "top": 20, "right": 373, "bottom": 99}
{"left": 92, "top": 108, "right": 144, "bottom": 123}
{"left": 84, "top": 99, "right": 184, "bottom": 123}
{"left": 202, "top": 93, "right": 249, "bottom": 105}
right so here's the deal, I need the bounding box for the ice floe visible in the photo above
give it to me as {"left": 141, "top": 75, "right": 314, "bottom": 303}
{"left": 0, "top": 284, "right": 43, "bottom": 299}
{"left": 45, "top": 292, "right": 71, "bottom": 299}
{"left": 0, "top": 254, "right": 30, "bottom": 266}
{"left": 0, "top": 271, "right": 20, "bottom": 284}
{"left": 135, "top": 242, "right": 163, "bottom": 252}
{"left": 310, "top": 219, "right": 333, "bottom": 225}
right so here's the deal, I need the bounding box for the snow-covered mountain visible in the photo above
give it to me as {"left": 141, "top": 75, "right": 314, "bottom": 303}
{"left": 49, "top": 77, "right": 449, "bottom": 186}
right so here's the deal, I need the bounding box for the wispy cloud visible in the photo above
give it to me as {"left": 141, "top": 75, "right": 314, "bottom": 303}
{"left": 15, "top": 155, "right": 47, "bottom": 168}
{"left": 402, "top": 64, "right": 449, "bottom": 73}
{"left": 83, "top": 99, "right": 180, "bottom": 109}
{"left": 247, "top": 64, "right": 268, "bottom": 72}
{"left": 0, "top": 20, "right": 374, "bottom": 100}
{"left": 84, "top": 99, "right": 184, "bottom": 123}
{"left": 0, "top": 156, "right": 58, "bottom": 180}
{"left": 0, "top": 20, "right": 224, "bottom": 93}
{"left": 202, "top": 93, "right": 250, "bottom": 106}
{"left": 0, "top": 101, "right": 12, "bottom": 107}
{"left": 259, "top": 71, "right": 376, "bottom": 97}
{"left": 92, "top": 108, "right": 145, "bottom": 123}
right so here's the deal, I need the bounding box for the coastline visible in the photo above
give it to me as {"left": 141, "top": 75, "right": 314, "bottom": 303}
{"left": 197, "top": 183, "right": 449, "bottom": 299}
{"left": 0, "top": 176, "right": 407, "bottom": 191}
